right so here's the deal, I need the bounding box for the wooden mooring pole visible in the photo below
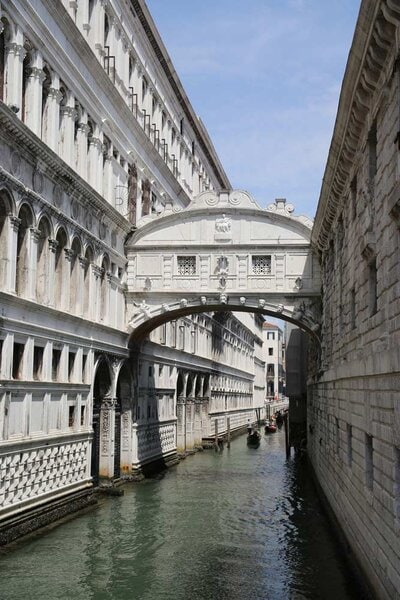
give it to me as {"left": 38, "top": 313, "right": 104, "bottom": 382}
{"left": 284, "top": 413, "right": 290, "bottom": 458}
{"left": 227, "top": 417, "right": 231, "bottom": 448}
{"left": 214, "top": 420, "right": 219, "bottom": 451}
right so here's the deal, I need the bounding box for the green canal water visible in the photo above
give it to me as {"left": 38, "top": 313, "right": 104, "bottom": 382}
{"left": 0, "top": 430, "right": 363, "bottom": 600}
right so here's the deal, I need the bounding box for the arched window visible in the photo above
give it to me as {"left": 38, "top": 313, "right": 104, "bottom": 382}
{"left": 83, "top": 246, "right": 93, "bottom": 318}
{"left": 16, "top": 204, "right": 33, "bottom": 297}
{"left": 69, "top": 237, "right": 82, "bottom": 312}
{"left": 36, "top": 216, "right": 51, "bottom": 304}
{"left": 0, "top": 190, "right": 12, "bottom": 289}
{"left": 54, "top": 227, "right": 67, "bottom": 309}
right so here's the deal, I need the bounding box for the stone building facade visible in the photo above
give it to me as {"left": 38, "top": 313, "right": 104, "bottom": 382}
{"left": 310, "top": 1, "right": 400, "bottom": 597}
{"left": 0, "top": 0, "right": 265, "bottom": 541}
{"left": 262, "top": 321, "right": 286, "bottom": 402}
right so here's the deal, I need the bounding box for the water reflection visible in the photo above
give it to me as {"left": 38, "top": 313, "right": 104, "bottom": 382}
{"left": 0, "top": 431, "right": 362, "bottom": 600}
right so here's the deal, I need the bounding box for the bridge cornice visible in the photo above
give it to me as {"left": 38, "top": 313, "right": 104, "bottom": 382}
{"left": 129, "top": 192, "right": 314, "bottom": 246}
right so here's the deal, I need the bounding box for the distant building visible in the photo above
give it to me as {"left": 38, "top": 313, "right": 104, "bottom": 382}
{"left": 262, "top": 322, "right": 286, "bottom": 402}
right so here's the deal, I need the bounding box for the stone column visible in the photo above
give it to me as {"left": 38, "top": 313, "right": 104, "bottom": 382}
{"left": 202, "top": 397, "right": 210, "bottom": 438}
{"left": 6, "top": 214, "right": 20, "bottom": 293}
{"left": 75, "top": 109, "right": 89, "bottom": 178}
{"left": 108, "top": 274, "right": 117, "bottom": 328}
{"left": 29, "top": 227, "right": 40, "bottom": 301}
{"left": 103, "top": 148, "right": 113, "bottom": 204}
{"left": 176, "top": 397, "right": 186, "bottom": 452}
{"left": 24, "top": 52, "right": 46, "bottom": 136}
{"left": 93, "top": 0, "right": 106, "bottom": 61}
{"left": 62, "top": 248, "right": 73, "bottom": 312}
{"left": 43, "top": 74, "right": 62, "bottom": 152}
{"left": 99, "top": 397, "right": 116, "bottom": 481}
{"left": 92, "top": 264, "right": 102, "bottom": 322}
{"left": 4, "top": 26, "right": 25, "bottom": 114}
{"left": 120, "top": 399, "right": 133, "bottom": 477}
{"left": 88, "top": 127, "right": 102, "bottom": 192}
{"left": 194, "top": 398, "right": 202, "bottom": 447}
{"left": 0, "top": 334, "right": 14, "bottom": 379}
{"left": 76, "top": 0, "right": 89, "bottom": 31}
{"left": 75, "top": 255, "right": 86, "bottom": 317}
{"left": 100, "top": 271, "right": 111, "bottom": 324}
{"left": 47, "top": 238, "right": 58, "bottom": 306}
{"left": 59, "top": 91, "right": 76, "bottom": 168}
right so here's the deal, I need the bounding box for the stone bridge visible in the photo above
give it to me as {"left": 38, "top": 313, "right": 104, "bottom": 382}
{"left": 125, "top": 190, "right": 321, "bottom": 343}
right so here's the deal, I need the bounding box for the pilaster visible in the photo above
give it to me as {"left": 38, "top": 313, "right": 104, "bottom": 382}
{"left": 99, "top": 397, "right": 117, "bottom": 481}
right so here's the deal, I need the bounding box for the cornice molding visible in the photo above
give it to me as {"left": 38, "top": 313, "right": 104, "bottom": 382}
{"left": 130, "top": 0, "right": 231, "bottom": 190}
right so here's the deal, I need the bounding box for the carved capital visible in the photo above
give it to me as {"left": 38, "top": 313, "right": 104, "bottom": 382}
{"left": 6, "top": 42, "right": 26, "bottom": 59}
{"left": 9, "top": 214, "right": 21, "bottom": 232}
{"left": 101, "top": 397, "right": 117, "bottom": 410}
{"left": 89, "top": 136, "right": 102, "bottom": 149}
{"left": 79, "top": 255, "right": 88, "bottom": 268}
{"left": 64, "top": 247, "right": 75, "bottom": 262}
{"left": 76, "top": 122, "right": 91, "bottom": 135}
{"left": 48, "top": 238, "right": 59, "bottom": 252}
{"left": 91, "top": 264, "right": 103, "bottom": 279}
{"left": 29, "top": 66, "right": 47, "bottom": 83}
{"left": 60, "top": 106, "right": 78, "bottom": 120}
{"left": 30, "top": 227, "right": 41, "bottom": 242}
{"left": 48, "top": 87, "right": 63, "bottom": 103}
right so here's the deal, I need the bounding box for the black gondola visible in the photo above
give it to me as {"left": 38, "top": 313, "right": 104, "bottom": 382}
{"left": 247, "top": 430, "right": 261, "bottom": 447}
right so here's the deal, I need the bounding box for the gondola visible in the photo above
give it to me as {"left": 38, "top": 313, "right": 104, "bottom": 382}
{"left": 247, "top": 430, "right": 261, "bottom": 447}
{"left": 265, "top": 420, "right": 277, "bottom": 434}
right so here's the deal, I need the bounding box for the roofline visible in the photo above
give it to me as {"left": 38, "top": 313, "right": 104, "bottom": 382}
{"left": 132, "top": 0, "right": 231, "bottom": 190}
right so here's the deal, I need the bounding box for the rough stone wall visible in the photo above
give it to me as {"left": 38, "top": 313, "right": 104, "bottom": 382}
{"left": 310, "top": 1, "right": 400, "bottom": 598}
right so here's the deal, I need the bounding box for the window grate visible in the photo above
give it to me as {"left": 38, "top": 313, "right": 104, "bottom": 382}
{"left": 252, "top": 255, "right": 271, "bottom": 275}
{"left": 177, "top": 256, "right": 196, "bottom": 276}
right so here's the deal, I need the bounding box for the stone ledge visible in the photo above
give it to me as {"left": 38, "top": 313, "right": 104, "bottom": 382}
{"left": 0, "top": 489, "right": 97, "bottom": 547}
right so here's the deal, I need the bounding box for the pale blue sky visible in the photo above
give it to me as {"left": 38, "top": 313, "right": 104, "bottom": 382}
{"left": 146, "top": 0, "right": 361, "bottom": 219}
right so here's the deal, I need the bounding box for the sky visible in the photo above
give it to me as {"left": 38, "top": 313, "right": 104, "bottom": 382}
{"left": 145, "top": 0, "right": 361, "bottom": 219}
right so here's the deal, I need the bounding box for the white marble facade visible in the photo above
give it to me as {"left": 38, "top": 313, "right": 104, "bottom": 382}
{"left": 0, "top": 0, "right": 275, "bottom": 530}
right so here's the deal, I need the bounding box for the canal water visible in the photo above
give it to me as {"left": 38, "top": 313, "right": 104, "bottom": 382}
{"left": 0, "top": 430, "right": 362, "bottom": 600}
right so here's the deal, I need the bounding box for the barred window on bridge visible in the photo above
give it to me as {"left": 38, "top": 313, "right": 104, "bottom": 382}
{"left": 177, "top": 256, "right": 196, "bottom": 276}
{"left": 252, "top": 255, "right": 271, "bottom": 275}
